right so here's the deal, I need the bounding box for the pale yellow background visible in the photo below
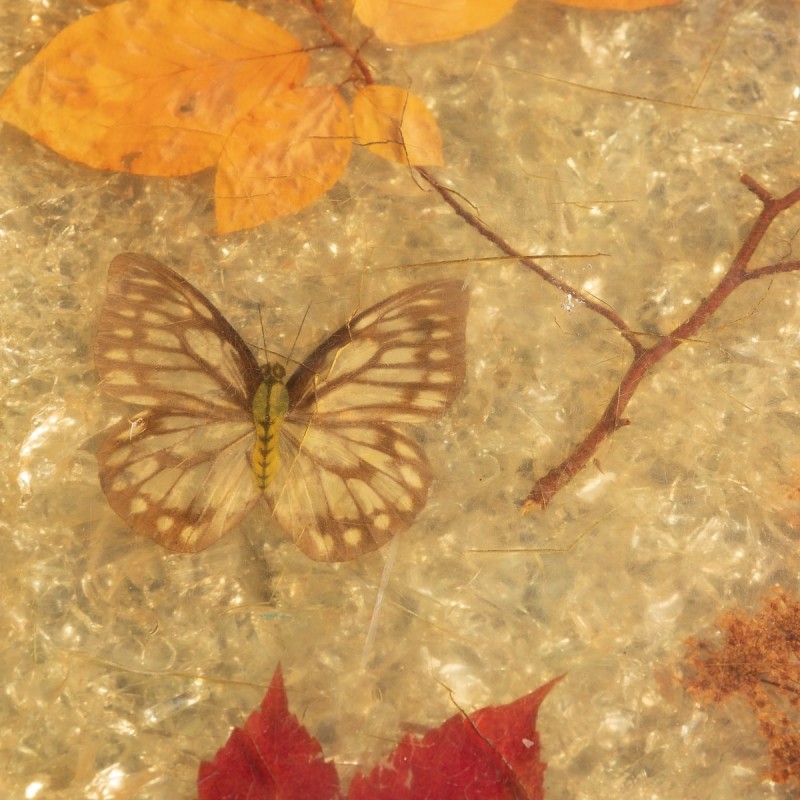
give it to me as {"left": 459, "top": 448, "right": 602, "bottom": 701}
{"left": 1, "top": 1, "right": 799, "bottom": 798}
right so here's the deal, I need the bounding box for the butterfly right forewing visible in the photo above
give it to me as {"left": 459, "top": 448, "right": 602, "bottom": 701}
{"left": 286, "top": 280, "right": 468, "bottom": 423}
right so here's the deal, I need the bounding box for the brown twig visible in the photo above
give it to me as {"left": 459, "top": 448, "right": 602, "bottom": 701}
{"left": 418, "top": 169, "right": 800, "bottom": 511}
{"left": 416, "top": 167, "right": 645, "bottom": 356}
{"left": 521, "top": 176, "right": 800, "bottom": 510}
{"left": 296, "top": 0, "right": 374, "bottom": 86}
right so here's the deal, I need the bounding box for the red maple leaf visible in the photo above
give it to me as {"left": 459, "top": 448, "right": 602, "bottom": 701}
{"left": 197, "top": 667, "right": 561, "bottom": 800}
{"left": 197, "top": 666, "right": 341, "bottom": 800}
{"left": 348, "top": 676, "right": 562, "bottom": 800}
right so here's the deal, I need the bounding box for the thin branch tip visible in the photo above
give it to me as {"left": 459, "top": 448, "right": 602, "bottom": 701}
{"left": 522, "top": 493, "right": 548, "bottom": 513}
{"left": 740, "top": 174, "right": 772, "bottom": 203}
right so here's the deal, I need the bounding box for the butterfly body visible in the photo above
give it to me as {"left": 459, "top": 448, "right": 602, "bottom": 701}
{"left": 250, "top": 362, "right": 290, "bottom": 491}
{"left": 95, "top": 254, "right": 469, "bottom": 561}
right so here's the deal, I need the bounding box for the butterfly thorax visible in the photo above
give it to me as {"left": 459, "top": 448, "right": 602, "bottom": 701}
{"left": 250, "top": 362, "right": 289, "bottom": 490}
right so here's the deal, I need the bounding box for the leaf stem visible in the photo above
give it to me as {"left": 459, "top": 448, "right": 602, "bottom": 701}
{"left": 296, "top": 0, "right": 374, "bottom": 85}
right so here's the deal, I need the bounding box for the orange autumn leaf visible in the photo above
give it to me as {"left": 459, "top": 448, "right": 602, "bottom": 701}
{"left": 215, "top": 87, "right": 352, "bottom": 234}
{"left": 353, "top": 86, "right": 444, "bottom": 168}
{"left": 550, "top": 0, "right": 678, "bottom": 8}
{"left": 353, "top": 0, "right": 518, "bottom": 45}
{"left": 0, "top": 0, "right": 307, "bottom": 177}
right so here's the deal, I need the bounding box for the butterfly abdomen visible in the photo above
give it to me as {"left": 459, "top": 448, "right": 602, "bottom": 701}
{"left": 250, "top": 363, "right": 290, "bottom": 490}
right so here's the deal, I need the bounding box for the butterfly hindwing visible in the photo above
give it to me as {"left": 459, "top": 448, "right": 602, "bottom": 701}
{"left": 268, "top": 419, "right": 433, "bottom": 561}
{"left": 98, "top": 409, "right": 260, "bottom": 552}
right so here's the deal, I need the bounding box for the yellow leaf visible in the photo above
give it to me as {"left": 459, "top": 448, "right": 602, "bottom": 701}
{"left": 215, "top": 87, "right": 353, "bottom": 234}
{"left": 353, "top": 86, "right": 444, "bottom": 167}
{"left": 550, "top": 0, "right": 678, "bottom": 7}
{"left": 353, "top": 0, "right": 517, "bottom": 45}
{"left": 0, "top": 0, "right": 307, "bottom": 176}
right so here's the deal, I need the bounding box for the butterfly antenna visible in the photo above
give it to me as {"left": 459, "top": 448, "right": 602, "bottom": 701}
{"left": 255, "top": 301, "right": 308, "bottom": 368}
{"left": 255, "top": 304, "right": 267, "bottom": 360}
{"left": 285, "top": 302, "right": 313, "bottom": 370}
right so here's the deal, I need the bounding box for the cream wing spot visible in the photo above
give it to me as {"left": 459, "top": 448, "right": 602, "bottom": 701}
{"left": 307, "top": 529, "right": 328, "bottom": 556}
{"left": 394, "top": 439, "right": 417, "bottom": 460}
{"left": 132, "top": 348, "right": 172, "bottom": 366}
{"left": 144, "top": 328, "right": 182, "bottom": 348}
{"left": 380, "top": 346, "right": 418, "bottom": 365}
{"left": 156, "top": 515, "right": 175, "bottom": 533}
{"left": 104, "top": 369, "right": 137, "bottom": 386}
{"left": 125, "top": 394, "right": 162, "bottom": 406}
{"left": 141, "top": 310, "right": 170, "bottom": 325}
{"left": 345, "top": 426, "right": 381, "bottom": 447}
{"left": 362, "top": 367, "right": 427, "bottom": 384}
{"left": 136, "top": 456, "right": 163, "bottom": 481}
{"left": 400, "top": 463, "right": 424, "bottom": 490}
{"left": 183, "top": 327, "right": 221, "bottom": 358}
{"left": 405, "top": 390, "right": 444, "bottom": 411}
{"left": 154, "top": 299, "right": 193, "bottom": 318}
{"left": 373, "top": 513, "right": 390, "bottom": 531}
{"left": 181, "top": 525, "right": 199, "bottom": 547}
{"left": 343, "top": 528, "right": 364, "bottom": 547}
{"left": 188, "top": 297, "right": 215, "bottom": 320}
{"left": 130, "top": 497, "right": 148, "bottom": 515}
{"left": 362, "top": 316, "right": 409, "bottom": 334}
{"left": 347, "top": 478, "right": 382, "bottom": 513}
{"left": 395, "top": 491, "right": 414, "bottom": 513}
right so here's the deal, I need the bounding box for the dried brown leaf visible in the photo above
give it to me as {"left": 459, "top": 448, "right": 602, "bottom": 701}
{"left": 353, "top": 0, "right": 517, "bottom": 45}
{"left": 353, "top": 86, "right": 444, "bottom": 167}
{"left": 550, "top": 0, "right": 679, "bottom": 9}
{"left": 215, "top": 87, "right": 353, "bottom": 234}
{"left": 0, "top": 0, "right": 307, "bottom": 176}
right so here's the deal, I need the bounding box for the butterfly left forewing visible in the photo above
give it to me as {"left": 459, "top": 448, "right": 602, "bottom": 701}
{"left": 267, "top": 279, "right": 469, "bottom": 561}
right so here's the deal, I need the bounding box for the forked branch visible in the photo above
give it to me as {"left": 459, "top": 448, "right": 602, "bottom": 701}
{"left": 417, "top": 170, "right": 800, "bottom": 511}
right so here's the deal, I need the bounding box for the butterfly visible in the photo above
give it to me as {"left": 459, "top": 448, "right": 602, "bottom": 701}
{"left": 94, "top": 253, "right": 469, "bottom": 561}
